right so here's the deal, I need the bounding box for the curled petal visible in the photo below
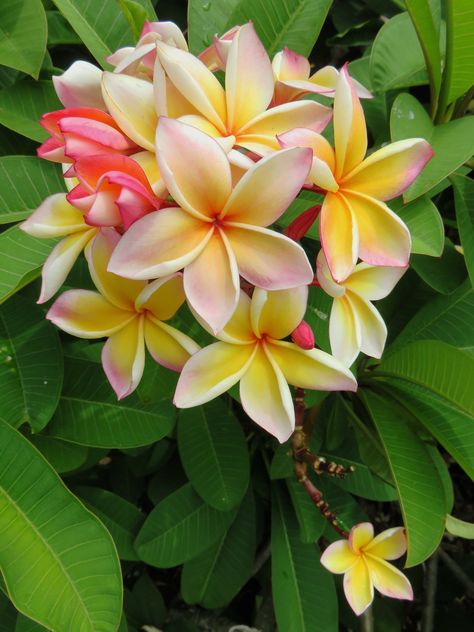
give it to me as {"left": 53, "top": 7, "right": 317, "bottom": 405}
{"left": 272, "top": 48, "right": 310, "bottom": 81}
{"left": 320, "top": 192, "right": 358, "bottom": 282}
{"left": 174, "top": 342, "right": 256, "bottom": 407}
{"left": 144, "top": 316, "right": 199, "bottom": 371}
{"left": 344, "top": 263, "right": 406, "bottom": 301}
{"left": 53, "top": 61, "right": 106, "bottom": 110}
{"left": 365, "top": 556, "right": 413, "bottom": 601}
{"left": 329, "top": 296, "right": 361, "bottom": 367}
{"left": 350, "top": 522, "right": 374, "bottom": 553}
{"left": 315, "top": 249, "right": 345, "bottom": 299}
{"left": 346, "top": 291, "right": 387, "bottom": 359}
{"left": 364, "top": 527, "right": 407, "bottom": 561}
{"left": 343, "top": 558, "right": 374, "bottom": 616}
{"left": 20, "top": 193, "right": 87, "bottom": 238}
{"left": 240, "top": 344, "right": 295, "bottom": 443}
{"left": 251, "top": 286, "right": 308, "bottom": 340}
{"left": 320, "top": 539, "right": 358, "bottom": 574}
{"left": 135, "top": 274, "right": 186, "bottom": 321}
{"left": 102, "top": 316, "right": 145, "bottom": 399}
{"left": 216, "top": 291, "right": 255, "bottom": 344}
{"left": 47, "top": 289, "right": 134, "bottom": 337}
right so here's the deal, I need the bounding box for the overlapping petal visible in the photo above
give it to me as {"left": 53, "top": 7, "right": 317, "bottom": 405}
{"left": 53, "top": 61, "right": 106, "bottom": 110}
{"left": 346, "top": 291, "right": 387, "bottom": 359}
{"left": 20, "top": 193, "right": 88, "bottom": 238}
{"left": 135, "top": 274, "right": 186, "bottom": 321}
{"left": 320, "top": 539, "right": 357, "bottom": 574}
{"left": 329, "top": 295, "right": 361, "bottom": 366}
{"left": 343, "top": 263, "right": 406, "bottom": 301}
{"left": 144, "top": 316, "right": 199, "bottom": 371}
{"left": 350, "top": 522, "right": 375, "bottom": 553}
{"left": 320, "top": 192, "right": 358, "bottom": 282}
{"left": 343, "top": 558, "right": 373, "bottom": 616}
{"left": 364, "top": 527, "right": 407, "bottom": 560}
{"left": 250, "top": 286, "right": 308, "bottom": 339}
{"left": 365, "top": 556, "right": 413, "bottom": 601}
{"left": 102, "top": 316, "right": 145, "bottom": 399}
{"left": 216, "top": 291, "right": 255, "bottom": 344}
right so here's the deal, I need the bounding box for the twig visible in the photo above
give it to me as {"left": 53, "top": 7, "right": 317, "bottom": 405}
{"left": 421, "top": 551, "right": 438, "bottom": 632}
{"left": 360, "top": 606, "right": 374, "bottom": 632}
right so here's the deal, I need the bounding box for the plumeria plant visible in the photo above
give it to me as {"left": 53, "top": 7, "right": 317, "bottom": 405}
{"left": 0, "top": 1, "right": 473, "bottom": 631}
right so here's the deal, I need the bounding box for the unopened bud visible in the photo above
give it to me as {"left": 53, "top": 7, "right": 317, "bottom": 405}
{"left": 291, "top": 320, "right": 315, "bottom": 349}
{"left": 284, "top": 205, "right": 321, "bottom": 241}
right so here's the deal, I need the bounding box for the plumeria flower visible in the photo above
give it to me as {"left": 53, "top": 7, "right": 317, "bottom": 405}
{"left": 316, "top": 250, "right": 406, "bottom": 366}
{"left": 38, "top": 107, "right": 138, "bottom": 164}
{"left": 154, "top": 22, "right": 332, "bottom": 155}
{"left": 320, "top": 523, "right": 413, "bottom": 616}
{"left": 174, "top": 286, "right": 357, "bottom": 442}
{"left": 108, "top": 118, "right": 314, "bottom": 333}
{"left": 53, "top": 60, "right": 106, "bottom": 110}
{"left": 47, "top": 229, "right": 199, "bottom": 399}
{"left": 272, "top": 48, "right": 372, "bottom": 106}
{"left": 279, "top": 66, "right": 433, "bottom": 281}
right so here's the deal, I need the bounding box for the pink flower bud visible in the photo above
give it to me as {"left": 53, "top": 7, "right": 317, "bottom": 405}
{"left": 283, "top": 205, "right": 321, "bottom": 241}
{"left": 291, "top": 320, "right": 315, "bottom": 350}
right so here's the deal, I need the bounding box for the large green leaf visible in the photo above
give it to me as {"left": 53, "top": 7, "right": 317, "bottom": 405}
{"left": 125, "top": 574, "right": 166, "bottom": 630}
{"left": 445, "top": 515, "right": 474, "bottom": 540}
{"left": 0, "top": 295, "right": 63, "bottom": 431}
{"left": 177, "top": 400, "right": 249, "bottom": 511}
{"left": 135, "top": 482, "right": 237, "bottom": 568}
{"left": 0, "top": 157, "right": 64, "bottom": 224}
{"left": 0, "top": 0, "right": 47, "bottom": 79}
{"left": 0, "top": 419, "right": 122, "bottom": 631}
{"left": 46, "top": 357, "right": 176, "bottom": 448}
{"left": 271, "top": 485, "right": 337, "bottom": 632}
{"left": 0, "top": 81, "right": 61, "bottom": 142}
{"left": 391, "top": 93, "right": 474, "bottom": 201}
{"left": 188, "top": 0, "right": 332, "bottom": 57}
{"left": 391, "top": 196, "right": 444, "bottom": 257}
{"left": 29, "top": 435, "right": 88, "bottom": 473}
{"left": 181, "top": 488, "right": 256, "bottom": 608}
{"left": 410, "top": 239, "right": 467, "bottom": 294}
{"left": 361, "top": 391, "right": 446, "bottom": 566}
{"left": 286, "top": 478, "right": 326, "bottom": 544}
{"left": 15, "top": 613, "right": 47, "bottom": 631}
{"left": 451, "top": 174, "right": 474, "bottom": 288}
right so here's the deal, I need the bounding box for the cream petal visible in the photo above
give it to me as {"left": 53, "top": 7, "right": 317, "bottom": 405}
{"left": 272, "top": 49, "right": 310, "bottom": 81}
{"left": 217, "top": 290, "right": 255, "bottom": 344}
{"left": 53, "top": 61, "right": 106, "bottom": 110}
{"left": 108, "top": 207, "right": 213, "bottom": 279}
{"left": 315, "top": 249, "right": 345, "bottom": 299}
{"left": 250, "top": 286, "right": 308, "bottom": 340}
{"left": 365, "top": 556, "right": 413, "bottom": 601}
{"left": 174, "top": 342, "right": 256, "bottom": 407}
{"left": 350, "top": 522, "right": 375, "bottom": 553}
{"left": 240, "top": 344, "right": 295, "bottom": 443}
{"left": 320, "top": 539, "right": 358, "bottom": 574}
{"left": 363, "top": 527, "right": 407, "bottom": 561}
{"left": 346, "top": 291, "right": 387, "bottom": 360}
{"left": 20, "top": 193, "right": 87, "bottom": 238}
{"left": 343, "top": 558, "right": 374, "bottom": 616}
{"left": 102, "top": 315, "right": 145, "bottom": 399}
{"left": 144, "top": 316, "right": 199, "bottom": 371}
{"left": 135, "top": 273, "right": 186, "bottom": 321}
{"left": 344, "top": 263, "right": 407, "bottom": 301}
{"left": 329, "top": 296, "right": 361, "bottom": 367}
{"left": 320, "top": 192, "right": 358, "bottom": 282}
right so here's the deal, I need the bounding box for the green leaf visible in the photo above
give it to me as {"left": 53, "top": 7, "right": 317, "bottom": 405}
{"left": 15, "top": 613, "right": 47, "bottom": 631}
{"left": 0, "top": 157, "right": 65, "bottom": 224}
{"left": 410, "top": 239, "right": 467, "bottom": 294}
{"left": 29, "top": 435, "right": 88, "bottom": 473}
{"left": 271, "top": 485, "right": 337, "bottom": 632}
{"left": 390, "top": 93, "right": 474, "bottom": 201}
{"left": 188, "top": 0, "right": 332, "bottom": 57}
{"left": 445, "top": 515, "right": 474, "bottom": 540}
{"left": 0, "top": 81, "right": 61, "bottom": 141}
{"left": 0, "top": 590, "right": 16, "bottom": 630}
{"left": 370, "top": 13, "right": 429, "bottom": 93}
{"left": 0, "top": 0, "right": 47, "bottom": 78}
{"left": 390, "top": 196, "right": 444, "bottom": 257}
{"left": 361, "top": 390, "right": 446, "bottom": 566}
{"left": 451, "top": 174, "right": 474, "bottom": 288}
{"left": 0, "top": 295, "right": 63, "bottom": 431}
{"left": 46, "top": 11, "right": 81, "bottom": 46}
{"left": 46, "top": 357, "right": 176, "bottom": 448}
{"left": 0, "top": 419, "right": 122, "bottom": 631}
{"left": 129, "top": 574, "right": 166, "bottom": 628}
{"left": 74, "top": 486, "right": 145, "bottom": 561}
{"left": 135, "top": 482, "right": 237, "bottom": 568}
{"left": 119, "top": 0, "right": 149, "bottom": 41}
{"left": 181, "top": 488, "right": 256, "bottom": 608}
{"left": 286, "top": 478, "right": 326, "bottom": 544}
{"left": 177, "top": 400, "right": 249, "bottom": 511}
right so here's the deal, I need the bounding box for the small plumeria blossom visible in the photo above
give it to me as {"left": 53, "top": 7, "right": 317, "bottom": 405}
{"left": 47, "top": 229, "right": 199, "bottom": 399}
{"left": 316, "top": 250, "right": 406, "bottom": 366}
{"left": 109, "top": 117, "right": 315, "bottom": 333}
{"left": 320, "top": 522, "right": 413, "bottom": 616}
{"left": 174, "top": 286, "right": 357, "bottom": 442}
{"left": 279, "top": 66, "right": 433, "bottom": 282}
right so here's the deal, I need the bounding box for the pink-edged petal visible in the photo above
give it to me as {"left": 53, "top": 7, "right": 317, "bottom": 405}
{"left": 102, "top": 315, "right": 145, "bottom": 399}
{"left": 53, "top": 61, "right": 106, "bottom": 110}
{"left": 308, "top": 65, "right": 339, "bottom": 91}
{"left": 85, "top": 228, "right": 145, "bottom": 310}
{"left": 344, "top": 263, "right": 406, "bottom": 301}
{"left": 320, "top": 539, "right": 358, "bottom": 574}
{"left": 83, "top": 190, "right": 122, "bottom": 227}
{"left": 250, "top": 286, "right": 308, "bottom": 340}
{"left": 135, "top": 273, "right": 186, "bottom": 321}
{"left": 240, "top": 343, "right": 295, "bottom": 443}
{"left": 334, "top": 66, "right": 367, "bottom": 179}
{"left": 343, "top": 558, "right": 374, "bottom": 616}
{"left": 220, "top": 147, "right": 312, "bottom": 225}
{"left": 272, "top": 49, "right": 310, "bottom": 81}
{"left": 20, "top": 193, "right": 87, "bottom": 238}
{"left": 225, "top": 23, "right": 274, "bottom": 132}
{"left": 224, "top": 223, "right": 314, "bottom": 289}
{"left": 364, "top": 527, "right": 407, "bottom": 561}
{"left": 350, "top": 523, "right": 374, "bottom": 553}
{"left": 144, "top": 316, "right": 199, "bottom": 371}
{"left": 74, "top": 153, "right": 152, "bottom": 191}
{"left": 101, "top": 72, "right": 157, "bottom": 151}
{"left": 184, "top": 228, "right": 240, "bottom": 334}
{"left": 155, "top": 118, "right": 231, "bottom": 220}
{"left": 340, "top": 139, "right": 433, "bottom": 201}
{"left": 346, "top": 291, "right": 387, "bottom": 360}
{"left": 365, "top": 556, "right": 413, "bottom": 601}
{"left": 329, "top": 296, "right": 361, "bottom": 367}
{"left": 47, "top": 289, "right": 134, "bottom": 337}
{"left": 320, "top": 192, "right": 358, "bottom": 282}
{"left": 343, "top": 191, "right": 411, "bottom": 268}
{"left": 315, "top": 249, "right": 345, "bottom": 299}
{"left": 156, "top": 40, "right": 227, "bottom": 133}
{"left": 266, "top": 339, "right": 358, "bottom": 392}
{"left": 108, "top": 207, "right": 213, "bottom": 279}
{"left": 38, "top": 229, "right": 97, "bottom": 303}
{"left": 174, "top": 342, "right": 256, "bottom": 407}
{"left": 217, "top": 290, "right": 255, "bottom": 344}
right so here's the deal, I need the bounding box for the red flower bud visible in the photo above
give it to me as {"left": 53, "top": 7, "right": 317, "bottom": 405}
{"left": 291, "top": 320, "right": 315, "bottom": 350}
{"left": 284, "top": 205, "right": 321, "bottom": 241}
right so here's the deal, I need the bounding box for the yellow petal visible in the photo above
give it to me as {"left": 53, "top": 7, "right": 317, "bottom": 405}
{"left": 315, "top": 249, "right": 345, "bottom": 299}
{"left": 363, "top": 527, "right": 407, "bottom": 560}
{"left": 320, "top": 192, "right": 358, "bottom": 282}
{"left": 345, "top": 291, "right": 387, "bottom": 360}
{"left": 278, "top": 129, "right": 337, "bottom": 190}
{"left": 329, "top": 295, "right": 361, "bottom": 367}
{"left": 101, "top": 72, "right": 157, "bottom": 151}
{"left": 365, "top": 556, "right": 413, "bottom": 601}
{"left": 344, "top": 263, "right": 406, "bottom": 301}
{"left": 240, "top": 344, "right": 295, "bottom": 443}
{"left": 135, "top": 273, "right": 185, "bottom": 321}
{"left": 132, "top": 150, "right": 166, "bottom": 197}
{"left": 47, "top": 290, "right": 135, "bottom": 338}
{"left": 350, "top": 522, "right": 374, "bottom": 553}
{"left": 217, "top": 290, "right": 255, "bottom": 344}
{"left": 102, "top": 315, "right": 145, "bottom": 399}
{"left": 174, "top": 341, "right": 256, "bottom": 407}
{"left": 320, "top": 539, "right": 358, "bottom": 574}
{"left": 250, "top": 286, "right": 308, "bottom": 340}
{"left": 21, "top": 193, "right": 87, "bottom": 238}
{"left": 144, "top": 316, "right": 199, "bottom": 371}
{"left": 334, "top": 66, "right": 367, "bottom": 179}
{"left": 266, "top": 339, "right": 357, "bottom": 392}
{"left": 343, "top": 557, "right": 374, "bottom": 616}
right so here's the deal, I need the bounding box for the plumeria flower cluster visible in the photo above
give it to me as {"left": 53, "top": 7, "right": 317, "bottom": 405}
{"left": 21, "top": 19, "right": 431, "bottom": 615}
